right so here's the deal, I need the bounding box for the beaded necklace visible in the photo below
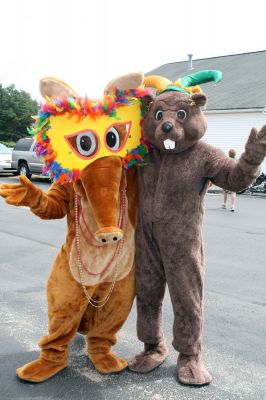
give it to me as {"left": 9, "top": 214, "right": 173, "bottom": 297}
{"left": 74, "top": 190, "right": 126, "bottom": 308}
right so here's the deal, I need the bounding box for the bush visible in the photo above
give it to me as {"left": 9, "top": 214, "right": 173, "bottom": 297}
{"left": 0, "top": 84, "right": 38, "bottom": 143}
{"left": 0, "top": 140, "right": 16, "bottom": 148}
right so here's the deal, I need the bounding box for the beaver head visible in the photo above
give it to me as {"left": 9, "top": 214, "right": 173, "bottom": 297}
{"left": 142, "top": 91, "right": 208, "bottom": 153}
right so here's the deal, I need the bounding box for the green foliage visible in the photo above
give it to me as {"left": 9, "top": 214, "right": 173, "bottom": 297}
{"left": 0, "top": 140, "right": 16, "bottom": 148}
{"left": 0, "top": 84, "right": 38, "bottom": 143}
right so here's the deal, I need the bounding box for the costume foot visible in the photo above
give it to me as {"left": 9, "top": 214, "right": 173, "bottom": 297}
{"left": 16, "top": 358, "right": 67, "bottom": 383}
{"left": 88, "top": 351, "right": 128, "bottom": 374}
{"left": 177, "top": 354, "right": 212, "bottom": 386}
{"left": 128, "top": 342, "right": 168, "bottom": 373}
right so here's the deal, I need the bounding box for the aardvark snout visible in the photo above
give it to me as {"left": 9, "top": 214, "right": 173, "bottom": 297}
{"left": 95, "top": 227, "right": 123, "bottom": 244}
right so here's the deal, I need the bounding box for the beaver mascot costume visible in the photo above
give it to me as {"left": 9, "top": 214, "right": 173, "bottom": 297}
{"left": 128, "top": 71, "right": 266, "bottom": 386}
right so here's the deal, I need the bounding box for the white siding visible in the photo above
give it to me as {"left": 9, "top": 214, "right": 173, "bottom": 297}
{"left": 204, "top": 111, "right": 266, "bottom": 172}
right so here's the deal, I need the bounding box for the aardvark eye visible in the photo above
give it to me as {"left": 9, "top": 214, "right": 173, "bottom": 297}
{"left": 76, "top": 132, "right": 98, "bottom": 156}
{"left": 105, "top": 127, "right": 120, "bottom": 150}
{"left": 65, "top": 130, "right": 99, "bottom": 158}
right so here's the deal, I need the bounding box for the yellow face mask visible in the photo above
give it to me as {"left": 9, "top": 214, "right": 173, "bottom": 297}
{"left": 48, "top": 100, "right": 141, "bottom": 170}
{"left": 31, "top": 89, "right": 150, "bottom": 183}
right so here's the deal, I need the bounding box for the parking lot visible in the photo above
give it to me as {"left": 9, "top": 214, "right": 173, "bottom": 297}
{"left": 0, "top": 174, "right": 266, "bottom": 400}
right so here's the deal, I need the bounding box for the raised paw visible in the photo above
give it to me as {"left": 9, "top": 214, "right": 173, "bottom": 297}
{"left": 16, "top": 358, "right": 67, "bottom": 383}
{"left": 257, "top": 124, "right": 266, "bottom": 146}
{"left": 177, "top": 354, "right": 212, "bottom": 386}
{"left": 88, "top": 351, "right": 128, "bottom": 374}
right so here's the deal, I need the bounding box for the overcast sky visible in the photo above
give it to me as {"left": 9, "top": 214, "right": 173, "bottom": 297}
{"left": 1, "top": 0, "right": 265, "bottom": 100}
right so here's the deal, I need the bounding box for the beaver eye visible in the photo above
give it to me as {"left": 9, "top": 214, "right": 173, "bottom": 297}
{"left": 177, "top": 109, "right": 187, "bottom": 120}
{"left": 105, "top": 127, "right": 120, "bottom": 150}
{"left": 76, "top": 132, "right": 98, "bottom": 156}
{"left": 155, "top": 110, "right": 163, "bottom": 120}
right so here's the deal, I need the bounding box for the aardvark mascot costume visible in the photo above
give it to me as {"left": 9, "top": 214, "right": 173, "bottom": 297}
{"left": 0, "top": 72, "right": 150, "bottom": 383}
{"left": 128, "top": 71, "right": 266, "bottom": 385}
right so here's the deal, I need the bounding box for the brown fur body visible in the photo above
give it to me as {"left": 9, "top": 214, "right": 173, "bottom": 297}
{"left": 129, "top": 90, "right": 266, "bottom": 384}
{"left": 0, "top": 158, "right": 138, "bottom": 382}
{"left": 0, "top": 73, "right": 144, "bottom": 383}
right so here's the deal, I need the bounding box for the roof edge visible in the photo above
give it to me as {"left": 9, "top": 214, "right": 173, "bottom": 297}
{"left": 150, "top": 49, "right": 266, "bottom": 72}
{"left": 205, "top": 107, "right": 264, "bottom": 113}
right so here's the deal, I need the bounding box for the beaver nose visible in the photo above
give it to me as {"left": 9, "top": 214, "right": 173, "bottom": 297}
{"left": 162, "top": 122, "right": 173, "bottom": 133}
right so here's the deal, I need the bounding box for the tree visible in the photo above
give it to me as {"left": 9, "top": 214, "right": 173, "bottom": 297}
{"left": 0, "top": 84, "right": 38, "bottom": 143}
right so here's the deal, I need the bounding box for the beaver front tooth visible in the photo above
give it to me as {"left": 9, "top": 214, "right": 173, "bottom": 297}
{"left": 163, "top": 139, "right": 175, "bottom": 149}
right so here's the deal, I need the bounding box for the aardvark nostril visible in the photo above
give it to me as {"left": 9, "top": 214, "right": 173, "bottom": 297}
{"left": 162, "top": 122, "right": 173, "bottom": 133}
{"left": 95, "top": 228, "right": 123, "bottom": 244}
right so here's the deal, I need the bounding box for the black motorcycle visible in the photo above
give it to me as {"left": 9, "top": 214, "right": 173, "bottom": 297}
{"left": 237, "top": 172, "right": 266, "bottom": 194}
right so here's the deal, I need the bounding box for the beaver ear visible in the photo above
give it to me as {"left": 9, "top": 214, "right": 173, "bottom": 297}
{"left": 191, "top": 93, "right": 207, "bottom": 107}
{"left": 142, "top": 94, "right": 155, "bottom": 110}
{"left": 39, "top": 77, "right": 77, "bottom": 98}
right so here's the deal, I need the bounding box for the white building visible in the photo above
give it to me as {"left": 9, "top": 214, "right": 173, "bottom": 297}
{"left": 147, "top": 50, "right": 266, "bottom": 172}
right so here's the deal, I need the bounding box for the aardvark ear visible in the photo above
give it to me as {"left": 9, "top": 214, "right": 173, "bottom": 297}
{"left": 39, "top": 77, "right": 78, "bottom": 98}
{"left": 191, "top": 93, "right": 207, "bottom": 107}
{"left": 104, "top": 72, "right": 145, "bottom": 92}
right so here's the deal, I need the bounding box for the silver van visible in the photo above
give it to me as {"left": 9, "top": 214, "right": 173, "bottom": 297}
{"left": 11, "top": 137, "right": 44, "bottom": 179}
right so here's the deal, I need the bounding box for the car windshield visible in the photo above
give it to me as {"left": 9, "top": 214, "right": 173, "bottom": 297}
{"left": 0, "top": 144, "right": 11, "bottom": 154}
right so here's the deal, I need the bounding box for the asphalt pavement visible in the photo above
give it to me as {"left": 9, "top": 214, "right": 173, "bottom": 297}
{"left": 0, "top": 174, "right": 266, "bottom": 400}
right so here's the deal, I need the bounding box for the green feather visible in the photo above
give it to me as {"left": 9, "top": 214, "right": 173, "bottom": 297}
{"left": 180, "top": 70, "right": 222, "bottom": 88}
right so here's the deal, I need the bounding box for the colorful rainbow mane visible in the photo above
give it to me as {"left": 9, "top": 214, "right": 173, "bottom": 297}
{"left": 30, "top": 87, "right": 152, "bottom": 183}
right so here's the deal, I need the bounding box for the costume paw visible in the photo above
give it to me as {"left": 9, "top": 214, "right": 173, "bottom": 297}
{"left": 128, "top": 342, "right": 168, "bottom": 373}
{"left": 177, "top": 354, "right": 212, "bottom": 386}
{"left": 16, "top": 358, "right": 67, "bottom": 383}
{"left": 246, "top": 127, "right": 266, "bottom": 153}
{"left": 88, "top": 351, "right": 128, "bottom": 374}
{"left": 257, "top": 124, "right": 266, "bottom": 147}
{"left": 0, "top": 175, "right": 40, "bottom": 207}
